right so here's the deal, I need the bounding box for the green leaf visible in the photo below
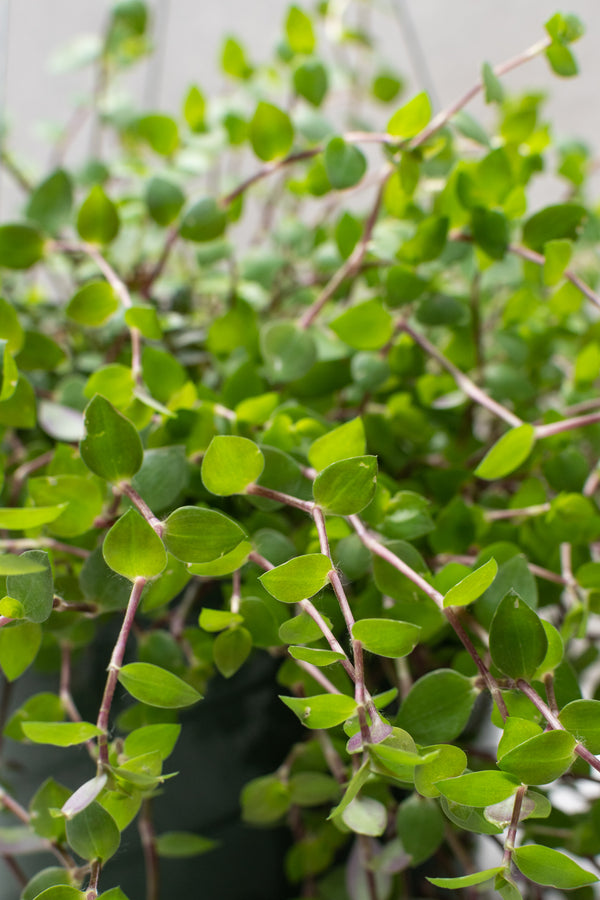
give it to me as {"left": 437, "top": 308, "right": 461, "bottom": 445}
{"left": 369, "top": 740, "right": 435, "bottom": 779}
{"left": 66, "top": 802, "right": 120, "bottom": 861}
{"left": 155, "top": 831, "right": 216, "bottom": 858}
{"left": 213, "top": 626, "right": 252, "bottom": 678}
{"left": 180, "top": 198, "right": 227, "bottom": 242}
{"left": 498, "top": 730, "right": 576, "bottom": 784}
{"left": 0, "top": 223, "right": 45, "bottom": 269}
{"left": 260, "top": 554, "right": 332, "bottom": 603}
{"left": 26, "top": 169, "right": 73, "bottom": 234}
{"left": 84, "top": 364, "right": 134, "bottom": 409}
{"left": 260, "top": 321, "right": 317, "bottom": 382}
{"left": 545, "top": 12, "right": 585, "bottom": 43}
{"left": 123, "top": 724, "right": 181, "bottom": 761}
{"left": 288, "top": 772, "right": 340, "bottom": 806}
{"left": 98, "top": 891, "right": 130, "bottom": 900}
{"left": 533, "top": 620, "right": 564, "bottom": 678}
{"left": 201, "top": 435, "right": 264, "bottom": 495}
{"left": 386, "top": 264, "right": 428, "bottom": 306}
{"left": 80, "top": 395, "right": 143, "bottom": 483}
{"left": 342, "top": 795, "right": 386, "bottom": 836}
{"left": 249, "top": 102, "right": 294, "bottom": 161}
{"left": 183, "top": 85, "right": 206, "bottom": 132}
{"left": 513, "top": 845, "right": 598, "bottom": 889}
{"left": 522, "top": 203, "right": 586, "bottom": 250}
{"left": 436, "top": 770, "right": 521, "bottom": 806}
{"left": 398, "top": 215, "right": 448, "bottom": 263}
{"left": 489, "top": 591, "right": 548, "bottom": 679}
{"left": 66, "top": 281, "right": 119, "bottom": 327}
{"left": 414, "top": 744, "right": 467, "bottom": 798}
{"left": 164, "top": 506, "right": 246, "bottom": 563}
{"left": 543, "top": 238, "right": 572, "bottom": 285}
{"left": 396, "top": 795, "right": 445, "bottom": 866}
{"left": 313, "top": 455, "right": 377, "bottom": 515}
{"left": 22, "top": 721, "right": 102, "bottom": 747}
{"left": 21, "top": 868, "right": 75, "bottom": 900}
{"left": 0, "top": 622, "right": 41, "bottom": 680}
{"left": 428, "top": 867, "right": 505, "bottom": 889}
{"left": 443, "top": 558, "right": 498, "bottom": 608}
{"left": 498, "top": 717, "right": 543, "bottom": 759}
{"left": 241, "top": 775, "right": 290, "bottom": 824}
{"left": 475, "top": 424, "right": 536, "bottom": 480}
{"left": 31, "top": 888, "right": 85, "bottom": 900}
{"left": 0, "top": 506, "right": 66, "bottom": 530}
{"left": 221, "top": 36, "right": 252, "bottom": 79}
{"left": 103, "top": 509, "right": 167, "bottom": 581}
{"left": 482, "top": 62, "right": 504, "bottom": 103}
{"left": 559, "top": 700, "right": 600, "bottom": 752}
{"left": 397, "top": 670, "right": 478, "bottom": 743}
{"left": 324, "top": 138, "right": 367, "bottom": 190}
{"left": 352, "top": 618, "right": 420, "bottom": 658}
{"left": 471, "top": 207, "right": 509, "bottom": 260}
{"left": 61, "top": 774, "right": 109, "bottom": 819}
{"left": 0, "top": 296, "right": 24, "bottom": 353}
{"left": 545, "top": 41, "right": 578, "bottom": 77}
{"left": 29, "top": 474, "right": 104, "bottom": 538}
{"left": 280, "top": 692, "right": 357, "bottom": 729}
{"left": 187, "top": 541, "right": 251, "bottom": 577}
{"left": 199, "top": 609, "right": 244, "bottom": 632}
{"left": 146, "top": 177, "right": 185, "bottom": 227}
{"left": 133, "top": 114, "right": 179, "bottom": 156}
{"left": 124, "top": 305, "right": 161, "bottom": 340}
{"left": 279, "top": 612, "right": 332, "bottom": 645}
{"left": 293, "top": 60, "right": 328, "bottom": 107}
{"left": 308, "top": 418, "right": 366, "bottom": 471}
{"left": 285, "top": 6, "right": 315, "bottom": 54}
{"left": 76, "top": 186, "right": 120, "bottom": 244}
{"left": 330, "top": 299, "right": 394, "bottom": 351}
{"left": 387, "top": 92, "right": 432, "bottom": 138}
{"left": 118, "top": 662, "right": 202, "bottom": 708}
{"left": 7, "top": 551, "right": 54, "bottom": 624}
{"left": 288, "top": 646, "right": 345, "bottom": 666}
{"left": 0, "top": 373, "right": 36, "bottom": 427}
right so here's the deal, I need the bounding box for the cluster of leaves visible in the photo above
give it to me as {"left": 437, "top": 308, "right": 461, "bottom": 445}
{"left": 0, "top": 2, "right": 599, "bottom": 898}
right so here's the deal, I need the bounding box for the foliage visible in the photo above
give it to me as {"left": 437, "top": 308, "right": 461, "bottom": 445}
{"left": 0, "top": 3, "right": 598, "bottom": 899}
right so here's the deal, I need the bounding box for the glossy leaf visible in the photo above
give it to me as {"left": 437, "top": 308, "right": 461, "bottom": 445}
{"left": 201, "top": 435, "right": 264, "bottom": 495}
{"left": 260, "top": 553, "right": 332, "bottom": 603}
{"left": 80, "top": 395, "right": 143, "bottom": 482}
{"left": 280, "top": 693, "right": 357, "bottom": 729}
{"left": 288, "top": 646, "right": 345, "bottom": 667}
{"left": 436, "top": 770, "right": 521, "bottom": 806}
{"left": 0, "top": 506, "right": 65, "bottom": 530}
{"left": 513, "top": 844, "right": 598, "bottom": 889}
{"left": 352, "top": 618, "right": 420, "bottom": 658}
{"left": 443, "top": 558, "right": 498, "bottom": 608}
{"left": 199, "top": 609, "right": 244, "bottom": 632}
{"left": 475, "top": 424, "right": 536, "bottom": 480}
{"left": 103, "top": 508, "right": 167, "bottom": 581}
{"left": 118, "top": 662, "right": 202, "bottom": 708}
{"left": 313, "top": 455, "right": 377, "bottom": 515}
{"left": 123, "top": 724, "right": 181, "bottom": 761}
{"left": 498, "top": 730, "right": 576, "bottom": 784}
{"left": 414, "top": 744, "right": 467, "bottom": 798}
{"left": 163, "top": 506, "right": 246, "bottom": 563}
{"left": 489, "top": 592, "right": 548, "bottom": 679}
{"left": 66, "top": 802, "right": 120, "bottom": 861}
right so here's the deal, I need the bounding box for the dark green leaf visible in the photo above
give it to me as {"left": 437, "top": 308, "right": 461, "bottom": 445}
{"left": 489, "top": 592, "right": 548, "bottom": 679}
{"left": 471, "top": 207, "right": 509, "bottom": 259}
{"left": 293, "top": 60, "right": 328, "bottom": 106}
{"left": 0, "top": 223, "right": 45, "bottom": 269}
{"left": 482, "top": 62, "right": 504, "bottom": 103}
{"left": 241, "top": 775, "right": 290, "bottom": 824}
{"left": 146, "top": 177, "right": 185, "bottom": 226}
{"left": 80, "top": 395, "right": 143, "bottom": 483}
{"left": 26, "top": 169, "right": 73, "bottom": 234}
{"left": 313, "top": 455, "right": 377, "bottom": 515}
{"left": 397, "top": 670, "right": 478, "bottom": 743}
{"left": 324, "top": 138, "right": 367, "bottom": 190}
{"left": 66, "top": 802, "right": 120, "bottom": 861}
{"left": 76, "top": 186, "right": 120, "bottom": 244}
{"left": 396, "top": 795, "right": 444, "bottom": 865}
{"left": 522, "top": 203, "right": 586, "bottom": 250}
{"left": 180, "top": 198, "right": 227, "bottom": 242}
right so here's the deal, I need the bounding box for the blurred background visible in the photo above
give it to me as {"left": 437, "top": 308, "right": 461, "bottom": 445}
{"left": 1, "top": 0, "right": 599, "bottom": 217}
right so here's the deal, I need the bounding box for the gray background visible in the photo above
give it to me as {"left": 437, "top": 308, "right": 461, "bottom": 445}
{"left": 1, "top": 0, "right": 600, "bottom": 217}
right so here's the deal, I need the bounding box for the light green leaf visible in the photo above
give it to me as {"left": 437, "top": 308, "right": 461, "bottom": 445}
{"left": 288, "top": 646, "right": 345, "bottom": 666}
{"left": 32, "top": 889, "right": 85, "bottom": 900}
{"left": 202, "top": 435, "right": 264, "bottom": 496}
{"left": 0, "top": 223, "right": 45, "bottom": 269}
{"left": 280, "top": 692, "right": 357, "bottom": 728}
{"left": 103, "top": 508, "right": 167, "bottom": 581}
{"left": 313, "top": 455, "right": 377, "bottom": 515}
{"left": 369, "top": 741, "right": 436, "bottom": 778}
{"left": 545, "top": 41, "right": 578, "bottom": 77}
{"left": 80, "top": 395, "right": 143, "bottom": 482}
{"left": 498, "top": 717, "right": 543, "bottom": 759}
{"left": 221, "top": 36, "right": 252, "bottom": 79}
{"left": 475, "top": 424, "right": 536, "bottom": 480}
{"left": 260, "top": 321, "right": 317, "bottom": 382}
{"left": 308, "top": 417, "right": 366, "bottom": 471}
{"left": 0, "top": 621, "right": 41, "bottom": 680}
{"left": 324, "top": 138, "right": 367, "bottom": 190}
{"left": 66, "top": 281, "right": 119, "bottom": 327}
{"left": 250, "top": 102, "right": 294, "bottom": 161}
{"left": 559, "top": 699, "right": 600, "bottom": 752}
{"left": 133, "top": 114, "right": 179, "bottom": 156}
{"left": 213, "top": 626, "right": 252, "bottom": 678}
{"left": 76, "top": 186, "right": 120, "bottom": 244}
{"left": 0, "top": 505, "right": 66, "bottom": 530}
{"left": 279, "top": 612, "right": 333, "bottom": 644}
{"left": 428, "top": 867, "right": 505, "bottom": 889}
{"left": 329, "top": 299, "right": 394, "bottom": 351}
{"left": 498, "top": 730, "right": 576, "bottom": 784}
{"left": 124, "top": 305, "right": 162, "bottom": 339}
{"left": 342, "top": 795, "right": 386, "bottom": 836}
{"left": 199, "top": 609, "right": 244, "bottom": 632}
{"left": 187, "top": 540, "right": 251, "bottom": 576}
{"left": 522, "top": 203, "right": 586, "bottom": 251}
{"left": 20, "top": 869, "right": 75, "bottom": 900}
{"left": 0, "top": 555, "right": 45, "bottom": 575}
{"left": 7, "top": 551, "right": 54, "bottom": 624}
{"left": 146, "top": 176, "right": 185, "bottom": 227}
{"left": 482, "top": 62, "right": 504, "bottom": 103}
{"left": 513, "top": 845, "right": 598, "bottom": 889}
{"left": 260, "top": 553, "right": 332, "bottom": 603}
{"left": 285, "top": 5, "right": 315, "bottom": 54}
{"left": 66, "top": 802, "right": 120, "bottom": 861}
{"left": 164, "top": 506, "right": 246, "bottom": 563}
{"left": 387, "top": 92, "right": 432, "bottom": 138}
{"left": 443, "top": 558, "right": 498, "bottom": 608}
{"left": 118, "top": 662, "right": 202, "bottom": 708}
{"left": 183, "top": 85, "right": 206, "bottom": 132}
{"left": 329, "top": 759, "right": 370, "bottom": 819}
{"left": 543, "top": 239, "right": 572, "bottom": 285}
{"left": 352, "top": 618, "right": 420, "bottom": 658}
{"left": 489, "top": 592, "right": 548, "bottom": 679}
{"left": 436, "top": 770, "right": 521, "bottom": 806}
{"left": 155, "top": 831, "right": 216, "bottom": 858}
{"left": 28, "top": 474, "right": 104, "bottom": 538}
{"left": 123, "top": 724, "right": 181, "bottom": 761}
{"left": 241, "top": 775, "right": 290, "bottom": 824}
{"left": 22, "top": 721, "right": 102, "bottom": 747}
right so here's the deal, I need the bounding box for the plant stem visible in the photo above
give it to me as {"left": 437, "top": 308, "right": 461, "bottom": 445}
{"left": 508, "top": 242, "right": 600, "bottom": 311}
{"left": 298, "top": 165, "right": 392, "bottom": 330}
{"left": 2, "top": 855, "right": 28, "bottom": 888}
{"left": 294, "top": 659, "right": 343, "bottom": 695}
{"left": 484, "top": 504, "right": 550, "bottom": 521}
{"left": 139, "top": 798, "right": 160, "bottom": 900}
{"left": 86, "top": 859, "right": 101, "bottom": 900}
{"left": 398, "top": 320, "right": 522, "bottom": 428}
{"left": 299, "top": 599, "right": 355, "bottom": 680}
{"left": 535, "top": 411, "right": 600, "bottom": 440}
{"left": 245, "top": 482, "right": 315, "bottom": 512}
{"left": 503, "top": 784, "right": 526, "bottom": 864}
{"left": 120, "top": 483, "right": 164, "bottom": 535}
{"left": 96, "top": 577, "right": 147, "bottom": 768}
